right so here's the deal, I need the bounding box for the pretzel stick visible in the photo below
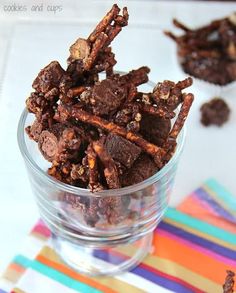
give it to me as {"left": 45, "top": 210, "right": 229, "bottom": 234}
{"left": 105, "top": 24, "right": 122, "bottom": 47}
{"left": 56, "top": 105, "right": 166, "bottom": 166}
{"left": 88, "top": 4, "right": 120, "bottom": 43}
{"left": 68, "top": 86, "right": 86, "bottom": 97}
{"left": 84, "top": 32, "right": 109, "bottom": 70}
{"left": 93, "top": 139, "right": 120, "bottom": 189}
{"left": 87, "top": 144, "right": 103, "bottom": 191}
{"left": 176, "top": 77, "right": 193, "bottom": 90}
{"left": 173, "top": 19, "right": 191, "bottom": 32}
{"left": 169, "top": 93, "right": 194, "bottom": 139}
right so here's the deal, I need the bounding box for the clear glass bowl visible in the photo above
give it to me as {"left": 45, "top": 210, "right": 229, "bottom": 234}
{"left": 17, "top": 82, "right": 186, "bottom": 276}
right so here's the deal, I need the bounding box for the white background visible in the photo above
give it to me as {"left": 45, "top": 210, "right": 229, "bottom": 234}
{"left": 0, "top": 0, "right": 236, "bottom": 273}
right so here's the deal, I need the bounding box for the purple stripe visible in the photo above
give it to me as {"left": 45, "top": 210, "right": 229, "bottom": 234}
{"left": 0, "top": 289, "right": 8, "bottom": 293}
{"left": 93, "top": 250, "right": 195, "bottom": 293}
{"left": 194, "top": 188, "right": 236, "bottom": 223}
{"left": 158, "top": 221, "right": 236, "bottom": 260}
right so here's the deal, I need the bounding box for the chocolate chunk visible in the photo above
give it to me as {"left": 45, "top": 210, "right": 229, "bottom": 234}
{"left": 90, "top": 79, "right": 126, "bottom": 115}
{"left": 121, "top": 154, "right": 158, "bottom": 187}
{"left": 38, "top": 124, "right": 63, "bottom": 162}
{"left": 38, "top": 123, "right": 82, "bottom": 162}
{"left": 200, "top": 97, "right": 230, "bottom": 126}
{"left": 32, "top": 61, "right": 66, "bottom": 94}
{"left": 25, "top": 119, "right": 47, "bottom": 142}
{"left": 140, "top": 113, "right": 171, "bottom": 146}
{"left": 105, "top": 133, "right": 141, "bottom": 168}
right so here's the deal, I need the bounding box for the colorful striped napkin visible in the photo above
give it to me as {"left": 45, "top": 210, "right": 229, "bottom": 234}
{"left": 1, "top": 178, "right": 235, "bottom": 293}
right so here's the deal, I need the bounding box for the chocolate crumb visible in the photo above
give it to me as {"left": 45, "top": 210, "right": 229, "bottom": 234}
{"left": 200, "top": 97, "right": 230, "bottom": 126}
{"left": 223, "top": 270, "right": 235, "bottom": 293}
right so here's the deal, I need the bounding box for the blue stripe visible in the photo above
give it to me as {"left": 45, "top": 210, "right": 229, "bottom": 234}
{"left": 93, "top": 250, "right": 195, "bottom": 293}
{"left": 164, "top": 208, "right": 236, "bottom": 245}
{"left": 13, "top": 255, "right": 101, "bottom": 293}
{"left": 158, "top": 221, "right": 236, "bottom": 260}
{"left": 205, "top": 178, "right": 236, "bottom": 213}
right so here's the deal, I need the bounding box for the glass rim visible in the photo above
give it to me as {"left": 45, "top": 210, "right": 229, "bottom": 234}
{"left": 18, "top": 108, "right": 186, "bottom": 198}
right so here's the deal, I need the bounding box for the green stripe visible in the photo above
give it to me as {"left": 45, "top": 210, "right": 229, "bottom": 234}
{"left": 14, "top": 255, "right": 101, "bottom": 293}
{"left": 205, "top": 178, "right": 236, "bottom": 213}
{"left": 165, "top": 208, "right": 236, "bottom": 246}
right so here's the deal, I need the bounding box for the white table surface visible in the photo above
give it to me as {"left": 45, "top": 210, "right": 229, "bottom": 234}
{"left": 0, "top": 0, "right": 236, "bottom": 274}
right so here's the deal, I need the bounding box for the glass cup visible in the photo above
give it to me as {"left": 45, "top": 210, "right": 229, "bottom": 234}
{"left": 17, "top": 80, "right": 185, "bottom": 276}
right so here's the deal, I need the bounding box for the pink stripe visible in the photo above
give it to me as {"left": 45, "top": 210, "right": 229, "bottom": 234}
{"left": 31, "top": 222, "right": 51, "bottom": 238}
{"left": 158, "top": 229, "right": 236, "bottom": 267}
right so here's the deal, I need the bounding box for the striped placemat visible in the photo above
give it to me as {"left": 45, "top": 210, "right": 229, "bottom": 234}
{"left": 1, "top": 178, "right": 235, "bottom": 293}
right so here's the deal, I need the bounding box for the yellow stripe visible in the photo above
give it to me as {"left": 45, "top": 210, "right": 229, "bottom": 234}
{"left": 164, "top": 218, "right": 236, "bottom": 250}
{"left": 30, "top": 231, "right": 49, "bottom": 242}
{"left": 11, "top": 288, "right": 27, "bottom": 293}
{"left": 2, "top": 263, "right": 25, "bottom": 284}
{"left": 115, "top": 245, "right": 221, "bottom": 293}
{"left": 39, "top": 246, "right": 144, "bottom": 293}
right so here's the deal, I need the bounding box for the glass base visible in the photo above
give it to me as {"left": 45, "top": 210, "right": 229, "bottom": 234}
{"left": 51, "top": 232, "right": 153, "bottom": 276}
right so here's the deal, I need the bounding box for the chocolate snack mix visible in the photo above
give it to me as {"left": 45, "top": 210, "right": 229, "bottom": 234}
{"left": 165, "top": 13, "right": 236, "bottom": 85}
{"left": 25, "top": 4, "right": 194, "bottom": 226}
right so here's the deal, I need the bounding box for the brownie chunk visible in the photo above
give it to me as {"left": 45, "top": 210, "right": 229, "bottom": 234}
{"left": 105, "top": 133, "right": 141, "bottom": 168}
{"left": 121, "top": 154, "right": 158, "bottom": 187}
{"left": 32, "top": 61, "right": 66, "bottom": 94}
{"left": 90, "top": 79, "right": 126, "bottom": 115}
{"left": 200, "top": 97, "right": 230, "bottom": 126}
{"left": 140, "top": 113, "right": 171, "bottom": 146}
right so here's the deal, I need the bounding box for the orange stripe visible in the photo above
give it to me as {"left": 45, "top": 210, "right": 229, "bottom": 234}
{"left": 9, "top": 263, "right": 26, "bottom": 274}
{"left": 152, "top": 232, "right": 236, "bottom": 285}
{"left": 178, "top": 197, "right": 236, "bottom": 233}
{"left": 36, "top": 255, "right": 116, "bottom": 293}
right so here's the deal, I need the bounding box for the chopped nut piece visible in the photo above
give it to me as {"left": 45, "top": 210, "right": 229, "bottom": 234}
{"left": 69, "top": 38, "right": 90, "bottom": 62}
